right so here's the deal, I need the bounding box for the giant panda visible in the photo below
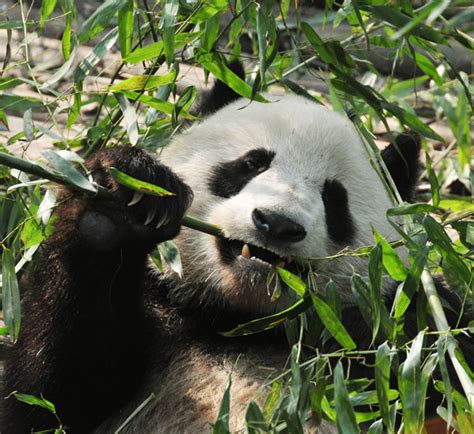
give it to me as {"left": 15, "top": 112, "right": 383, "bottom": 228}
{"left": 1, "top": 76, "right": 470, "bottom": 433}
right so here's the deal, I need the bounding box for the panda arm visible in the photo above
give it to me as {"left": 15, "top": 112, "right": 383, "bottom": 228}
{"left": 2, "top": 147, "right": 192, "bottom": 433}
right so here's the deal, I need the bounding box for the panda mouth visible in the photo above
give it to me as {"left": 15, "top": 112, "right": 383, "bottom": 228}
{"left": 217, "top": 237, "right": 290, "bottom": 267}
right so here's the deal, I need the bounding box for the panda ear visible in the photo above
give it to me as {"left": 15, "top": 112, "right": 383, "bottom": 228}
{"left": 381, "top": 132, "right": 421, "bottom": 202}
{"left": 196, "top": 60, "right": 245, "bottom": 116}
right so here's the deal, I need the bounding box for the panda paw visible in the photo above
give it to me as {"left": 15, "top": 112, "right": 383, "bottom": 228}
{"left": 76, "top": 146, "right": 193, "bottom": 250}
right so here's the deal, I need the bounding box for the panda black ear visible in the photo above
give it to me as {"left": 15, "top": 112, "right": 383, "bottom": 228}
{"left": 381, "top": 132, "right": 421, "bottom": 202}
{"left": 197, "top": 60, "right": 245, "bottom": 116}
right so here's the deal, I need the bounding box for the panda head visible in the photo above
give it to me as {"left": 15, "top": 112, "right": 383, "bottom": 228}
{"left": 159, "top": 93, "right": 421, "bottom": 317}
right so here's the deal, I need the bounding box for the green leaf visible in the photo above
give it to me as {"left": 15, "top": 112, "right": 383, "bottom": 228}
{"left": 212, "top": 376, "right": 231, "bottom": 434}
{"left": 367, "top": 420, "right": 383, "bottom": 434}
{"left": 375, "top": 342, "right": 394, "bottom": 432}
{"left": 158, "top": 240, "right": 183, "bottom": 278}
{"left": 334, "top": 362, "right": 360, "bottom": 434}
{"left": 351, "top": 274, "right": 372, "bottom": 329}
{"left": 368, "top": 243, "right": 382, "bottom": 342}
{"left": 118, "top": 0, "right": 134, "bottom": 58}
{"left": 195, "top": 49, "right": 266, "bottom": 103}
{"left": 2, "top": 248, "right": 21, "bottom": 340}
{"left": 425, "top": 153, "right": 440, "bottom": 207}
{"left": 159, "top": 0, "right": 179, "bottom": 65}
{"left": 386, "top": 203, "right": 443, "bottom": 216}
{"left": 373, "top": 230, "right": 407, "bottom": 281}
{"left": 43, "top": 151, "right": 96, "bottom": 193}
{"left": 0, "top": 77, "right": 23, "bottom": 91}
{"left": 0, "top": 95, "right": 45, "bottom": 114}
{"left": 74, "top": 28, "right": 119, "bottom": 84}
{"left": 398, "top": 331, "right": 426, "bottom": 433}
{"left": 393, "top": 247, "right": 427, "bottom": 319}
{"left": 221, "top": 297, "right": 312, "bottom": 337}
{"left": 301, "top": 22, "right": 339, "bottom": 67}
{"left": 13, "top": 393, "right": 56, "bottom": 414}
{"left": 115, "top": 93, "right": 139, "bottom": 146}
{"left": 276, "top": 267, "right": 306, "bottom": 297}
{"left": 124, "top": 32, "right": 202, "bottom": 64}
{"left": 111, "top": 72, "right": 176, "bottom": 92}
{"left": 368, "top": 5, "right": 446, "bottom": 44}
{"left": 311, "top": 294, "right": 356, "bottom": 350}
{"left": 62, "top": 14, "right": 73, "bottom": 61}
{"left": 422, "top": 215, "right": 471, "bottom": 285}
{"left": 246, "top": 401, "right": 268, "bottom": 434}
{"left": 23, "top": 108, "right": 34, "bottom": 142}
{"left": 189, "top": 0, "right": 227, "bottom": 23}
{"left": 40, "top": 46, "right": 77, "bottom": 90}
{"left": 78, "top": 0, "right": 127, "bottom": 43}
{"left": 108, "top": 167, "right": 174, "bottom": 197}
{"left": 381, "top": 102, "right": 443, "bottom": 141}
{"left": 0, "top": 20, "right": 34, "bottom": 30}
{"left": 40, "top": 0, "right": 58, "bottom": 28}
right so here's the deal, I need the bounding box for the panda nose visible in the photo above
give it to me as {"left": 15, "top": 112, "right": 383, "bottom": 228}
{"left": 252, "top": 209, "right": 306, "bottom": 243}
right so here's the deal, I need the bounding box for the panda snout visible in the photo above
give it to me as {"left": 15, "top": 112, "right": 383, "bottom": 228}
{"left": 251, "top": 208, "right": 306, "bottom": 243}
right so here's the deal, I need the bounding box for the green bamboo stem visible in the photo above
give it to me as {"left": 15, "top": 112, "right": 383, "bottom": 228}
{"left": 421, "top": 268, "right": 474, "bottom": 409}
{"left": 0, "top": 152, "right": 222, "bottom": 238}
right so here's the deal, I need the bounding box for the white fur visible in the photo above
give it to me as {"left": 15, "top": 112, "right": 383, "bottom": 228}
{"left": 160, "top": 94, "right": 397, "bottom": 311}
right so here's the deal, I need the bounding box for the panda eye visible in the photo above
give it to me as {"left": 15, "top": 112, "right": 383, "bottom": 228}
{"left": 242, "top": 151, "right": 271, "bottom": 173}
{"left": 209, "top": 148, "right": 275, "bottom": 198}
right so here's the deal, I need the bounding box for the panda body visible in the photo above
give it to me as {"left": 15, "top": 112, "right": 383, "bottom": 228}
{"left": 98, "top": 95, "right": 398, "bottom": 432}
{"left": 2, "top": 91, "right": 440, "bottom": 433}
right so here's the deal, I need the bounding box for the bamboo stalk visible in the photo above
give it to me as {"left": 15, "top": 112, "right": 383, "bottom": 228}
{"left": 0, "top": 152, "right": 223, "bottom": 238}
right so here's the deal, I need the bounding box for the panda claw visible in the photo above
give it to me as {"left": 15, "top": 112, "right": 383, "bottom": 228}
{"left": 128, "top": 191, "right": 144, "bottom": 206}
{"left": 155, "top": 211, "right": 168, "bottom": 229}
{"left": 144, "top": 208, "right": 157, "bottom": 226}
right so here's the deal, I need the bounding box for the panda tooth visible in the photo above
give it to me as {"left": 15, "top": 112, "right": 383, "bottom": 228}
{"left": 128, "top": 191, "right": 144, "bottom": 206}
{"left": 242, "top": 244, "right": 251, "bottom": 258}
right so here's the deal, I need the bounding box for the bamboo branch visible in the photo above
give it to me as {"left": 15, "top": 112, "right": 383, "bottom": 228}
{"left": 0, "top": 152, "right": 222, "bottom": 238}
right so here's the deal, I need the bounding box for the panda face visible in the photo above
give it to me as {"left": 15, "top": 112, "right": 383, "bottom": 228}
{"left": 160, "top": 94, "right": 396, "bottom": 315}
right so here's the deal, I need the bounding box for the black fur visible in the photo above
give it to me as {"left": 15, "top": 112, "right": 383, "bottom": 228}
{"left": 321, "top": 179, "right": 356, "bottom": 244}
{"left": 208, "top": 148, "right": 275, "bottom": 198}
{"left": 381, "top": 132, "right": 421, "bottom": 201}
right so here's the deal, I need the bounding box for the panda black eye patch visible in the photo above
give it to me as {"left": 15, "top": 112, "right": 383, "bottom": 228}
{"left": 322, "top": 179, "right": 356, "bottom": 244}
{"left": 208, "top": 148, "right": 275, "bottom": 198}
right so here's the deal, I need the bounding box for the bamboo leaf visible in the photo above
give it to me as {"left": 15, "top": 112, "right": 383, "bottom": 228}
{"left": 118, "top": 0, "right": 134, "bottom": 58}
{"left": 158, "top": 240, "right": 183, "bottom": 278}
{"left": 125, "top": 32, "right": 202, "bottom": 64}
{"left": 375, "top": 342, "right": 394, "bottom": 432}
{"left": 108, "top": 167, "right": 174, "bottom": 197}
{"left": 311, "top": 294, "right": 356, "bottom": 350}
{"left": 1, "top": 248, "right": 21, "bottom": 340}
{"left": 13, "top": 393, "right": 56, "bottom": 414}
{"left": 111, "top": 73, "right": 176, "bottom": 92}
{"left": 212, "top": 376, "right": 231, "bottom": 434}
{"left": 373, "top": 230, "right": 407, "bottom": 281}
{"left": 277, "top": 267, "right": 306, "bottom": 297}
{"left": 40, "top": 0, "right": 58, "bottom": 28}
{"left": 195, "top": 49, "right": 267, "bottom": 103}
{"left": 78, "top": 0, "right": 127, "bottom": 43}
{"left": 221, "top": 297, "right": 312, "bottom": 337}
{"left": 43, "top": 151, "right": 96, "bottom": 193}
{"left": 334, "top": 362, "right": 360, "bottom": 434}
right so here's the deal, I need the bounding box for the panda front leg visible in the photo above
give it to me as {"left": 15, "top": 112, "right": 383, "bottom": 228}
{"left": 2, "top": 147, "right": 193, "bottom": 433}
